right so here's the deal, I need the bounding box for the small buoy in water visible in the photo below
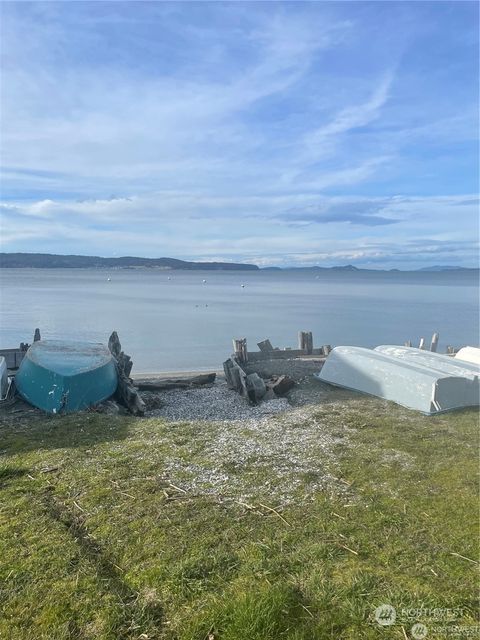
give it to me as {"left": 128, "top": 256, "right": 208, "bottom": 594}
{"left": 241, "top": 284, "right": 245, "bottom": 288}
{"left": 107, "top": 277, "right": 111, "bottom": 282}
{"left": 202, "top": 279, "right": 207, "bottom": 283}
{"left": 167, "top": 276, "right": 171, "bottom": 281}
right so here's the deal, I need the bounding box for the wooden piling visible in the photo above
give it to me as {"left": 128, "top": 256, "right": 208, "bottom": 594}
{"left": 430, "top": 332, "right": 439, "bottom": 353}
{"left": 404, "top": 340, "right": 412, "bottom": 347}
{"left": 34, "top": 328, "right": 41, "bottom": 342}
{"left": 322, "top": 345, "right": 332, "bottom": 356}
{"left": 419, "top": 337, "right": 425, "bottom": 350}
{"left": 298, "top": 331, "right": 313, "bottom": 354}
{"left": 233, "top": 338, "right": 248, "bottom": 364}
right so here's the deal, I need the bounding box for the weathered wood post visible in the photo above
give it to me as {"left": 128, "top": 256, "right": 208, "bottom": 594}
{"left": 233, "top": 338, "right": 248, "bottom": 364}
{"left": 404, "top": 340, "right": 412, "bottom": 347}
{"left": 298, "top": 331, "right": 313, "bottom": 354}
{"left": 419, "top": 337, "right": 425, "bottom": 350}
{"left": 306, "top": 332, "right": 313, "bottom": 354}
{"left": 446, "top": 345, "right": 455, "bottom": 355}
{"left": 430, "top": 332, "right": 439, "bottom": 353}
{"left": 298, "top": 331, "right": 306, "bottom": 351}
{"left": 322, "top": 344, "right": 332, "bottom": 356}
{"left": 34, "top": 328, "right": 41, "bottom": 342}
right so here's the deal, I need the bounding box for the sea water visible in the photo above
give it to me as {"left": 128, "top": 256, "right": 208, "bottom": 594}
{"left": 0, "top": 268, "right": 478, "bottom": 373}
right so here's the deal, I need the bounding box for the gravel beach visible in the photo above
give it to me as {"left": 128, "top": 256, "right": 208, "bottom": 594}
{"left": 143, "top": 379, "right": 352, "bottom": 504}
{"left": 146, "top": 380, "right": 290, "bottom": 422}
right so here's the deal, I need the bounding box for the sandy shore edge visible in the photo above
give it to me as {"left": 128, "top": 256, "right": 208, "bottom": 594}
{"left": 131, "top": 368, "right": 225, "bottom": 380}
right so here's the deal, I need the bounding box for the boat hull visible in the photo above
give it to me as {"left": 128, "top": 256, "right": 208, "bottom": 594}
{"left": 374, "top": 345, "right": 480, "bottom": 378}
{"left": 16, "top": 340, "right": 118, "bottom": 414}
{"left": 0, "top": 356, "right": 7, "bottom": 399}
{"left": 316, "top": 346, "right": 479, "bottom": 415}
{"left": 455, "top": 346, "right": 480, "bottom": 366}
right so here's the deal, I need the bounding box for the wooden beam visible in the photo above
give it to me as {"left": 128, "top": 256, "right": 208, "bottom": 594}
{"left": 257, "top": 339, "right": 274, "bottom": 353}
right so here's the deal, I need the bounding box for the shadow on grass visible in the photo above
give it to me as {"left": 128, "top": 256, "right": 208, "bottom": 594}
{"left": 41, "top": 487, "right": 165, "bottom": 633}
{"left": 0, "top": 465, "right": 30, "bottom": 488}
{"left": 0, "top": 408, "right": 136, "bottom": 457}
{"left": 288, "top": 375, "right": 371, "bottom": 408}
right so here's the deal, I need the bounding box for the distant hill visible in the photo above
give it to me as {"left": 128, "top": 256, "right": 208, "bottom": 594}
{"left": 271, "top": 264, "right": 477, "bottom": 273}
{"left": 417, "top": 265, "right": 475, "bottom": 272}
{"left": 271, "top": 264, "right": 369, "bottom": 272}
{"left": 0, "top": 253, "right": 259, "bottom": 271}
{"left": 0, "top": 253, "right": 476, "bottom": 272}
{"left": 270, "top": 264, "right": 362, "bottom": 272}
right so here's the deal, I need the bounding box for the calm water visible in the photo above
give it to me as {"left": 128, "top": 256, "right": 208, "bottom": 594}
{"left": 1, "top": 268, "right": 478, "bottom": 373}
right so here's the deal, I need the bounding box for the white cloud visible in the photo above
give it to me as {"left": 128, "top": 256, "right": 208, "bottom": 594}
{"left": 0, "top": 3, "right": 478, "bottom": 268}
{"left": 307, "top": 74, "right": 393, "bottom": 144}
{"left": 2, "top": 192, "right": 477, "bottom": 269}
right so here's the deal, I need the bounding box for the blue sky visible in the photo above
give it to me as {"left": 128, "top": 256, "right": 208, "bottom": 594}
{"left": 0, "top": 1, "right": 478, "bottom": 268}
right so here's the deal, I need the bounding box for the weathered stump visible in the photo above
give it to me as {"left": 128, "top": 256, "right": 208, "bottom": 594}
{"left": 108, "top": 331, "right": 145, "bottom": 416}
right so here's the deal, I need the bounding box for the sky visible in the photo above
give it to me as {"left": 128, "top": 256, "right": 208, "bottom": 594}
{"left": 0, "top": 1, "right": 479, "bottom": 268}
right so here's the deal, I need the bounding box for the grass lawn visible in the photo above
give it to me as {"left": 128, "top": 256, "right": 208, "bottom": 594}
{"left": 0, "top": 391, "right": 478, "bottom": 639}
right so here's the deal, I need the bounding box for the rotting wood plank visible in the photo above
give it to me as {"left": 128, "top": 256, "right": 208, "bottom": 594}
{"left": 247, "top": 348, "right": 324, "bottom": 361}
{"left": 257, "top": 339, "right": 274, "bottom": 353}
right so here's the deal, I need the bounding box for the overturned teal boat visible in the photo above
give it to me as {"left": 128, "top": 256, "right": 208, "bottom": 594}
{"left": 16, "top": 340, "right": 118, "bottom": 414}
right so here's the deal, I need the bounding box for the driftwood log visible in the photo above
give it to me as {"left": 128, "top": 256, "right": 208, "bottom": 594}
{"left": 135, "top": 373, "right": 216, "bottom": 391}
{"left": 108, "top": 331, "right": 145, "bottom": 416}
{"left": 267, "top": 375, "right": 295, "bottom": 396}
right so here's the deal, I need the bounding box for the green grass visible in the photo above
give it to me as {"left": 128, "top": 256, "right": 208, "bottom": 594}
{"left": 0, "top": 397, "right": 478, "bottom": 639}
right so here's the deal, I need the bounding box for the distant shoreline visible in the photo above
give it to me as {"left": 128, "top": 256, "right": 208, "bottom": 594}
{"left": 0, "top": 252, "right": 477, "bottom": 273}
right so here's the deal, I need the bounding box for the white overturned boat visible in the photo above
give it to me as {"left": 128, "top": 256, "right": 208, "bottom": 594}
{"left": 316, "top": 345, "right": 479, "bottom": 415}
{"left": 375, "top": 345, "right": 480, "bottom": 378}
{"left": 454, "top": 346, "right": 480, "bottom": 366}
